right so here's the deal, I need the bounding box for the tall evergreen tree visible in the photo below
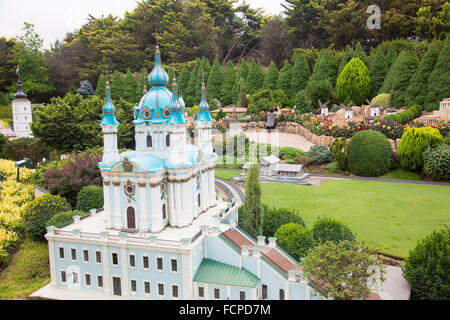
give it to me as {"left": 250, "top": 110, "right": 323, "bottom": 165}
{"left": 337, "top": 45, "right": 354, "bottom": 77}
{"left": 110, "top": 71, "right": 124, "bottom": 101}
{"left": 277, "top": 59, "right": 292, "bottom": 97}
{"left": 241, "top": 163, "right": 263, "bottom": 238}
{"left": 186, "top": 58, "right": 201, "bottom": 107}
{"left": 290, "top": 53, "right": 310, "bottom": 98}
{"left": 246, "top": 58, "right": 264, "bottom": 95}
{"left": 220, "top": 60, "right": 236, "bottom": 106}
{"left": 77, "top": 80, "right": 95, "bottom": 99}
{"left": 405, "top": 45, "right": 440, "bottom": 108}
{"left": 336, "top": 58, "right": 372, "bottom": 105}
{"left": 206, "top": 57, "right": 223, "bottom": 108}
{"left": 294, "top": 89, "right": 313, "bottom": 114}
{"left": 385, "top": 46, "right": 397, "bottom": 69}
{"left": 263, "top": 61, "right": 279, "bottom": 91}
{"left": 426, "top": 36, "right": 450, "bottom": 111}
{"left": 95, "top": 73, "right": 107, "bottom": 100}
{"left": 232, "top": 60, "right": 249, "bottom": 104}
{"left": 352, "top": 42, "right": 369, "bottom": 67}
{"left": 195, "top": 58, "right": 211, "bottom": 104}
{"left": 311, "top": 50, "right": 338, "bottom": 84}
{"left": 369, "top": 50, "right": 389, "bottom": 98}
{"left": 136, "top": 67, "right": 149, "bottom": 101}
{"left": 123, "top": 68, "right": 137, "bottom": 102}
{"left": 380, "top": 50, "right": 419, "bottom": 108}
{"left": 178, "top": 65, "right": 190, "bottom": 98}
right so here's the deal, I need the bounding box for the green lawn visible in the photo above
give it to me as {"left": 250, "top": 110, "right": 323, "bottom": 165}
{"left": 261, "top": 180, "right": 450, "bottom": 258}
{"left": 0, "top": 239, "right": 50, "bottom": 300}
{"left": 381, "top": 168, "right": 422, "bottom": 181}
{"left": 215, "top": 170, "right": 242, "bottom": 181}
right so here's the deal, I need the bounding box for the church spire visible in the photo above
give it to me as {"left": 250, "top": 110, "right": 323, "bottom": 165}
{"left": 100, "top": 81, "right": 119, "bottom": 126}
{"left": 195, "top": 82, "right": 213, "bottom": 122}
{"left": 148, "top": 45, "right": 169, "bottom": 86}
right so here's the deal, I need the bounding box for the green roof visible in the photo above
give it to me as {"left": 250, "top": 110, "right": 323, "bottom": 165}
{"left": 193, "top": 259, "right": 259, "bottom": 288}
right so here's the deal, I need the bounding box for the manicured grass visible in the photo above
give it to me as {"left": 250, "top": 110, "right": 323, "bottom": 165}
{"left": 381, "top": 168, "right": 422, "bottom": 181}
{"left": 0, "top": 238, "right": 50, "bottom": 300}
{"left": 215, "top": 170, "right": 242, "bottom": 181}
{"left": 261, "top": 180, "right": 450, "bottom": 258}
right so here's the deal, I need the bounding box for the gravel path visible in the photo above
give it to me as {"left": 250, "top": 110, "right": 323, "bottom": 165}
{"left": 245, "top": 130, "right": 315, "bottom": 152}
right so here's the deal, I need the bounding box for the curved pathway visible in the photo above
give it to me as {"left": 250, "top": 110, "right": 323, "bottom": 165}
{"left": 244, "top": 129, "right": 314, "bottom": 153}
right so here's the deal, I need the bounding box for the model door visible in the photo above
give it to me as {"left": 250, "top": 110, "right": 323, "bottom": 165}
{"left": 127, "top": 207, "right": 136, "bottom": 230}
{"left": 113, "top": 277, "right": 122, "bottom": 296}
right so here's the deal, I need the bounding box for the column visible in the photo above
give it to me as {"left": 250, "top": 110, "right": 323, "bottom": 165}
{"left": 168, "top": 182, "right": 175, "bottom": 226}
{"left": 103, "top": 181, "right": 111, "bottom": 228}
{"left": 102, "top": 245, "right": 111, "bottom": 295}
{"left": 181, "top": 253, "right": 193, "bottom": 300}
{"left": 139, "top": 183, "right": 147, "bottom": 230}
{"left": 182, "top": 181, "right": 189, "bottom": 226}
{"left": 175, "top": 183, "right": 182, "bottom": 226}
{"left": 47, "top": 240, "right": 57, "bottom": 288}
{"left": 150, "top": 186, "right": 161, "bottom": 232}
{"left": 113, "top": 180, "right": 122, "bottom": 229}
{"left": 120, "top": 247, "right": 129, "bottom": 297}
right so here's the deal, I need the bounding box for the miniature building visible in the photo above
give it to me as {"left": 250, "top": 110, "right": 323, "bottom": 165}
{"left": 321, "top": 107, "right": 329, "bottom": 117}
{"left": 345, "top": 108, "right": 353, "bottom": 120}
{"left": 11, "top": 77, "right": 33, "bottom": 138}
{"left": 440, "top": 98, "right": 450, "bottom": 111}
{"left": 386, "top": 108, "right": 397, "bottom": 115}
{"left": 243, "top": 156, "right": 305, "bottom": 179}
{"left": 34, "top": 47, "right": 323, "bottom": 301}
{"left": 370, "top": 105, "right": 380, "bottom": 117}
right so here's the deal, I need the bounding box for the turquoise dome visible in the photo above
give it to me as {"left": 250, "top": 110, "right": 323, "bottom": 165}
{"left": 100, "top": 82, "right": 119, "bottom": 126}
{"left": 148, "top": 46, "right": 169, "bottom": 85}
{"left": 195, "top": 82, "right": 213, "bottom": 122}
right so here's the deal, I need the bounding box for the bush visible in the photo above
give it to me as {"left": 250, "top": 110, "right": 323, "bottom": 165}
{"left": 0, "top": 133, "right": 7, "bottom": 158}
{"left": 307, "top": 146, "right": 334, "bottom": 164}
{"left": 279, "top": 147, "right": 306, "bottom": 162}
{"left": 262, "top": 207, "right": 306, "bottom": 238}
{"left": 325, "top": 162, "right": 341, "bottom": 174}
{"left": 330, "top": 137, "right": 348, "bottom": 170}
{"left": 294, "top": 155, "right": 312, "bottom": 166}
{"left": 336, "top": 58, "right": 372, "bottom": 105}
{"left": 403, "top": 227, "right": 450, "bottom": 300}
{"left": 46, "top": 210, "right": 84, "bottom": 228}
{"left": 2, "top": 138, "right": 50, "bottom": 168}
{"left": 371, "top": 93, "right": 391, "bottom": 109}
{"left": 77, "top": 185, "right": 104, "bottom": 212}
{"left": 274, "top": 223, "right": 315, "bottom": 260}
{"left": 305, "top": 79, "right": 337, "bottom": 110}
{"left": 22, "top": 194, "right": 72, "bottom": 240}
{"left": 347, "top": 130, "right": 394, "bottom": 177}
{"left": 397, "top": 127, "right": 444, "bottom": 171}
{"left": 312, "top": 217, "right": 356, "bottom": 244}
{"left": 423, "top": 144, "right": 450, "bottom": 181}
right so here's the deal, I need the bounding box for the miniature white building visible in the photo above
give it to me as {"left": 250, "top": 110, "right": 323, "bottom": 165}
{"left": 440, "top": 98, "right": 450, "bottom": 111}
{"left": 11, "top": 77, "right": 33, "bottom": 138}
{"left": 345, "top": 108, "right": 353, "bottom": 120}
{"left": 370, "top": 105, "right": 380, "bottom": 117}
{"left": 243, "top": 156, "right": 305, "bottom": 179}
{"left": 321, "top": 107, "right": 329, "bottom": 117}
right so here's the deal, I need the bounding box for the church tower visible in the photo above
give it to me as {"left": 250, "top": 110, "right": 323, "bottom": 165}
{"left": 100, "top": 81, "right": 120, "bottom": 164}
{"left": 194, "top": 82, "right": 213, "bottom": 155}
{"left": 11, "top": 75, "right": 33, "bottom": 138}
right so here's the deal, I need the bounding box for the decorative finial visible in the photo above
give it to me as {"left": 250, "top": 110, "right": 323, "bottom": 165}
{"left": 172, "top": 78, "right": 177, "bottom": 87}
{"left": 143, "top": 85, "right": 147, "bottom": 95}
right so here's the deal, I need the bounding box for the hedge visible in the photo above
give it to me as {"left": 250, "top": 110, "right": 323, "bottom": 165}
{"left": 312, "top": 217, "right": 356, "bottom": 244}
{"left": 423, "top": 144, "right": 450, "bottom": 181}
{"left": 77, "top": 185, "right": 104, "bottom": 212}
{"left": 262, "top": 207, "right": 306, "bottom": 238}
{"left": 274, "top": 223, "right": 315, "bottom": 260}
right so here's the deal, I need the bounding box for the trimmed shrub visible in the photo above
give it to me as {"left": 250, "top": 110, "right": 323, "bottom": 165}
{"left": 22, "top": 194, "right": 72, "bottom": 240}
{"left": 77, "top": 185, "right": 104, "bottom": 212}
{"left": 262, "top": 207, "right": 306, "bottom": 238}
{"left": 330, "top": 137, "right": 348, "bottom": 170}
{"left": 403, "top": 227, "right": 450, "bottom": 300}
{"left": 336, "top": 58, "right": 372, "bottom": 105}
{"left": 347, "top": 130, "right": 394, "bottom": 177}
{"left": 312, "top": 217, "right": 356, "bottom": 244}
{"left": 46, "top": 210, "right": 84, "bottom": 228}
{"left": 275, "top": 223, "right": 315, "bottom": 260}
{"left": 423, "top": 144, "right": 450, "bottom": 181}
{"left": 2, "top": 138, "right": 50, "bottom": 168}
{"left": 294, "top": 155, "right": 312, "bottom": 166}
{"left": 305, "top": 79, "right": 337, "bottom": 110}
{"left": 307, "top": 146, "right": 334, "bottom": 164}
{"left": 325, "top": 162, "right": 341, "bottom": 174}
{"left": 294, "top": 90, "right": 313, "bottom": 114}
{"left": 371, "top": 93, "right": 391, "bottom": 109}
{"left": 280, "top": 147, "right": 306, "bottom": 162}
{"left": 397, "top": 127, "right": 444, "bottom": 171}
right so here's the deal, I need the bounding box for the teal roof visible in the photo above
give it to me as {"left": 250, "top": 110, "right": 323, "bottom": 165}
{"left": 149, "top": 46, "right": 169, "bottom": 86}
{"left": 100, "top": 83, "right": 119, "bottom": 126}
{"left": 134, "top": 86, "right": 172, "bottom": 125}
{"left": 167, "top": 79, "right": 187, "bottom": 125}
{"left": 195, "top": 82, "right": 213, "bottom": 122}
{"left": 193, "top": 259, "right": 260, "bottom": 288}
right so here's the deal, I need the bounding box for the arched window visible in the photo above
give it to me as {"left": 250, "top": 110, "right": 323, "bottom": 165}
{"left": 162, "top": 204, "right": 167, "bottom": 220}
{"left": 126, "top": 207, "right": 136, "bottom": 230}
{"left": 166, "top": 135, "right": 171, "bottom": 147}
{"left": 279, "top": 289, "right": 285, "bottom": 300}
{"left": 147, "top": 135, "right": 152, "bottom": 148}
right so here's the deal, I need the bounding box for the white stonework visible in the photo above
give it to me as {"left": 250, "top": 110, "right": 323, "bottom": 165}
{"left": 12, "top": 98, "right": 33, "bottom": 138}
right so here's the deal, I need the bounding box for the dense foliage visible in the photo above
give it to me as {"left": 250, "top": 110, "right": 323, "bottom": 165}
{"left": 336, "top": 58, "right": 371, "bottom": 105}
{"left": 403, "top": 227, "right": 450, "bottom": 300}
{"left": 423, "top": 144, "right": 450, "bottom": 181}
{"left": 385, "top": 105, "right": 423, "bottom": 125}
{"left": 329, "top": 138, "right": 348, "bottom": 171}
{"left": 312, "top": 217, "right": 356, "bottom": 245}
{"left": 262, "top": 207, "right": 306, "bottom": 238}
{"left": 239, "top": 164, "right": 263, "bottom": 238}
{"left": 76, "top": 185, "right": 104, "bottom": 212}
{"left": 307, "top": 146, "right": 334, "bottom": 164}
{"left": 274, "top": 223, "right": 315, "bottom": 260}
{"left": 46, "top": 210, "right": 84, "bottom": 228}
{"left": 2, "top": 138, "right": 49, "bottom": 168}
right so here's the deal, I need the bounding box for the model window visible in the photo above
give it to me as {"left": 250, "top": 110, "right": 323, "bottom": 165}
{"left": 214, "top": 288, "right": 220, "bottom": 299}
{"left": 97, "top": 276, "right": 103, "bottom": 288}
{"left": 96, "top": 251, "right": 102, "bottom": 264}
{"left": 61, "top": 271, "right": 66, "bottom": 283}
{"left": 172, "top": 285, "right": 179, "bottom": 298}
{"left": 83, "top": 249, "right": 89, "bottom": 262}
{"left": 171, "top": 259, "right": 178, "bottom": 272}
{"left": 85, "top": 274, "right": 91, "bottom": 286}
{"left": 131, "top": 280, "right": 137, "bottom": 293}
{"left": 72, "top": 272, "right": 78, "bottom": 284}
{"left": 143, "top": 256, "right": 149, "bottom": 269}
{"left": 71, "top": 248, "right": 77, "bottom": 261}
{"left": 198, "top": 287, "right": 204, "bottom": 298}
{"left": 129, "top": 254, "right": 136, "bottom": 268}
{"left": 240, "top": 291, "right": 246, "bottom": 300}
{"left": 59, "top": 247, "right": 65, "bottom": 259}
{"left": 144, "top": 281, "right": 151, "bottom": 294}
{"left": 112, "top": 253, "right": 119, "bottom": 266}
{"left": 279, "top": 289, "right": 285, "bottom": 300}
{"left": 147, "top": 135, "right": 152, "bottom": 148}
{"left": 166, "top": 135, "right": 170, "bottom": 147}
{"left": 162, "top": 204, "right": 167, "bottom": 220}
{"left": 262, "top": 285, "right": 268, "bottom": 300}
{"left": 158, "top": 283, "right": 164, "bottom": 296}
{"left": 157, "top": 257, "right": 163, "bottom": 271}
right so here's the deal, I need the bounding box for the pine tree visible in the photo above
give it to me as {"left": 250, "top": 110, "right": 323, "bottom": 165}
{"left": 178, "top": 66, "right": 190, "bottom": 98}
{"left": 277, "top": 59, "right": 292, "bottom": 97}
{"left": 426, "top": 36, "right": 450, "bottom": 111}
{"left": 206, "top": 57, "right": 223, "bottom": 108}
{"left": 110, "top": 71, "right": 124, "bottom": 101}
{"left": 336, "top": 58, "right": 372, "bottom": 105}
{"left": 290, "top": 54, "right": 310, "bottom": 98}
{"left": 385, "top": 46, "right": 397, "bottom": 69}
{"left": 232, "top": 60, "right": 249, "bottom": 104}
{"left": 380, "top": 50, "right": 419, "bottom": 108}
{"left": 337, "top": 45, "right": 354, "bottom": 77}
{"left": 123, "top": 68, "right": 137, "bottom": 102}
{"left": 369, "top": 50, "right": 389, "bottom": 98}
{"left": 136, "top": 67, "right": 149, "bottom": 100}
{"left": 77, "top": 80, "right": 95, "bottom": 99}
{"left": 405, "top": 45, "right": 440, "bottom": 108}
{"left": 263, "top": 61, "right": 279, "bottom": 91}
{"left": 241, "top": 163, "right": 263, "bottom": 238}
{"left": 220, "top": 60, "right": 236, "bottom": 106}
{"left": 294, "top": 89, "right": 313, "bottom": 114}
{"left": 186, "top": 58, "right": 201, "bottom": 107}
{"left": 311, "top": 50, "right": 338, "bottom": 84}
{"left": 246, "top": 58, "right": 264, "bottom": 95}
{"left": 95, "top": 74, "right": 107, "bottom": 100}
{"left": 352, "top": 42, "right": 369, "bottom": 67}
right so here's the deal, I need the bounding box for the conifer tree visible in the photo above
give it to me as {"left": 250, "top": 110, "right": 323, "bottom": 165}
{"left": 110, "top": 71, "right": 124, "bottom": 101}
{"left": 95, "top": 73, "right": 107, "bottom": 100}
{"left": 311, "top": 50, "right": 338, "bottom": 84}
{"left": 246, "top": 58, "right": 264, "bottom": 95}
{"left": 136, "top": 67, "right": 148, "bottom": 100}
{"left": 352, "top": 42, "right": 369, "bottom": 67}
{"left": 123, "top": 68, "right": 137, "bottom": 102}
{"left": 178, "top": 66, "right": 190, "bottom": 98}
{"left": 405, "top": 45, "right": 440, "bottom": 108}
{"left": 241, "top": 163, "right": 263, "bottom": 238}
{"left": 336, "top": 58, "right": 372, "bottom": 105}
{"left": 290, "top": 54, "right": 310, "bottom": 98}
{"left": 385, "top": 46, "right": 397, "bottom": 69}
{"left": 294, "top": 89, "right": 313, "bottom": 114}
{"left": 337, "top": 45, "right": 354, "bottom": 77}
{"left": 186, "top": 58, "right": 201, "bottom": 107}
{"left": 263, "top": 61, "right": 279, "bottom": 91}
{"left": 77, "top": 80, "right": 95, "bottom": 99}
{"left": 369, "top": 50, "right": 389, "bottom": 98}
{"left": 206, "top": 57, "right": 223, "bottom": 108}
{"left": 166, "top": 68, "right": 176, "bottom": 90}
{"left": 277, "top": 59, "right": 292, "bottom": 97}
{"left": 380, "top": 50, "right": 419, "bottom": 108}
{"left": 426, "top": 36, "right": 450, "bottom": 111}
{"left": 195, "top": 58, "right": 211, "bottom": 104}
{"left": 220, "top": 60, "right": 236, "bottom": 106}
{"left": 232, "top": 60, "right": 249, "bottom": 104}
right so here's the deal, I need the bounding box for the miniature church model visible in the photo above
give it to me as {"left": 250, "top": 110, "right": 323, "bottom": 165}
{"left": 11, "top": 76, "right": 33, "bottom": 138}
{"left": 34, "top": 47, "right": 324, "bottom": 301}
